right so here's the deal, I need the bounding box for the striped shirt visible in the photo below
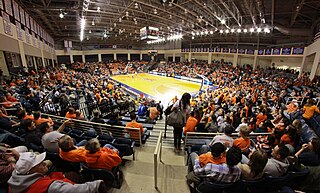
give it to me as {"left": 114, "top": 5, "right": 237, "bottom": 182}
{"left": 194, "top": 159, "right": 241, "bottom": 183}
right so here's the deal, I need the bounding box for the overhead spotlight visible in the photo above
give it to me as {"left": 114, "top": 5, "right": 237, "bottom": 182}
{"left": 192, "top": 36, "right": 194, "bottom": 39}
{"left": 182, "top": 20, "right": 185, "bottom": 24}
{"left": 250, "top": 27, "right": 254, "bottom": 32}
{"left": 154, "top": 9, "right": 157, "bottom": 14}
{"left": 89, "top": 30, "right": 92, "bottom": 33}
{"left": 92, "top": 20, "right": 95, "bottom": 25}
{"left": 59, "top": 13, "right": 64, "bottom": 18}
{"left": 86, "top": 37, "right": 89, "bottom": 40}
{"left": 119, "top": 18, "right": 122, "bottom": 22}
{"left": 221, "top": 19, "right": 226, "bottom": 24}
{"left": 184, "top": 9, "right": 187, "bottom": 14}
{"left": 205, "top": 21, "right": 208, "bottom": 26}
{"left": 237, "top": 28, "right": 241, "bottom": 33}
{"left": 225, "top": 29, "right": 229, "bottom": 33}
{"left": 169, "top": 15, "right": 172, "bottom": 19}
{"left": 169, "top": 2, "right": 172, "bottom": 6}
{"left": 134, "top": 20, "right": 137, "bottom": 25}
{"left": 205, "top": 30, "right": 208, "bottom": 35}
{"left": 126, "top": 11, "right": 129, "bottom": 17}
{"left": 114, "top": 23, "right": 117, "bottom": 27}
{"left": 261, "top": 18, "right": 265, "bottom": 24}
{"left": 191, "top": 32, "right": 195, "bottom": 36}
{"left": 196, "top": 31, "right": 200, "bottom": 36}
{"left": 130, "top": 32, "right": 132, "bottom": 36}
{"left": 257, "top": 27, "right": 262, "bottom": 32}
{"left": 134, "top": 2, "right": 139, "bottom": 9}
{"left": 231, "top": 29, "right": 235, "bottom": 33}
{"left": 97, "top": 7, "right": 100, "bottom": 12}
{"left": 210, "top": 30, "right": 213, "bottom": 34}
{"left": 264, "top": 27, "right": 270, "bottom": 33}
{"left": 103, "top": 33, "right": 107, "bottom": 38}
{"left": 243, "top": 29, "right": 248, "bottom": 33}
{"left": 200, "top": 31, "right": 204, "bottom": 35}
{"left": 219, "top": 29, "right": 223, "bottom": 33}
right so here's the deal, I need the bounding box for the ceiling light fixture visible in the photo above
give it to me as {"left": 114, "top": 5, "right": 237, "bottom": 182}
{"left": 225, "top": 29, "right": 230, "bottom": 33}
{"left": 204, "top": 30, "right": 208, "bottom": 35}
{"left": 89, "top": 30, "right": 92, "bottom": 33}
{"left": 200, "top": 31, "right": 204, "bottom": 35}
{"left": 243, "top": 29, "right": 248, "bottom": 33}
{"left": 210, "top": 30, "right": 213, "bottom": 34}
{"left": 103, "top": 33, "right": 107, "bottom": 38}
{"left": 231, "top": 29, "right": 235, "bottom": 33}
{"left": 134, "top": 3, "right": 139, "bottom": 9}
{"left": 264, "top": 27, "right": 270, "bottom": 33}
{"left": 91, "top": 20, "right": 95, "bottom": 25}
{"left": 126, "top": 11, "right": 129, "bottom": 17}
{"left": 97, "top": 7, "right": 100, "bottom": 12}
{"left": 249, "top": 27, "right": 254, "bottom": 32}
{"left": 237, "top": 28, "right": 241, "bottom": 33}
{"left": 192, "top": 36, "right": 194, "bottom": 39}
{"left": 219, "top": 29, "right": 223, "bottom": 34}
{"left": 80, "top": 17, "right": 86, "bottom": 41}
{"left": 154, "top": 9, "right": 157, "bottom": 14}
{"left": 119, "top": 18, "right": 122, "bottom": 22}
{"left": 59, "top": 13, "right": 64, "bottom": 19}
{"left": 196, "top": 31, "right": 200, "bottom": 36}
{"left": 221, "top": 19, "right": 226, "bottom": 24}
{"left": 257, "top": 27, "right": 262, "bottom": 32}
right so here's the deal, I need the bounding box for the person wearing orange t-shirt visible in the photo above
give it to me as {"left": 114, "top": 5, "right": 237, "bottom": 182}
{"left": 303, "top": 99, "right": 320, "bottom": 120}
{"left": 33, "top": 111, "right": 54, "bottom": 126}
{"left": 126, "top": 113, "right": 147, "bottom": 135}
{"left": 85, "top": 138, "right": 122, "bottom": 171}
{"left": 65, "top": 107, "right": 77, "bottom": 119}
{"left": 58, "top": 135, "right": 86, "bottom": 163}
{"left": 233, "top": 125, "right": 251, "bottom": 153}
{"left": 256, "top": 109, "right": 267, "bottom": 126}
{"left": 183, "top": 112, "right": 198, "bottom": 135}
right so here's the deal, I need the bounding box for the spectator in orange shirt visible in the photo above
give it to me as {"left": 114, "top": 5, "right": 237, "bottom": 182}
{"left": 6, "top": 93, "right": 18, "bottom": 102}
{"left": 302, "top": 99, "right": 320, "bottom": 125}
{"left": 33, "top": 111, "right": 54, "bottom": 126}
{"left": 84, "top": 138, "right": 121, "bottom": 171}
{"left": 148, "top": 104, "right": 159, "bottom": 121}
{"left": 256, "top": 109, "right": 267, "bottom": 126}
{"left": 17, "top": 109, "right": 34, "bottom": 120}
{"left": 233, "top": 125, "right": 251, "bottom": 153}
{"left": 65, "top": 107, "right": 77, "bottom": 119}
{"left": 126, "top": 113, "right": 147, "bottom": 135}
{"left": 58, "top": 135, "right": 87, "bottom": 163}
{"left": 183, "top": 111, "right": 198, "bottom": 135}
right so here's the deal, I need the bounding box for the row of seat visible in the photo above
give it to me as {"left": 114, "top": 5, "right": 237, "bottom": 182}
{"left": 195, "top": 168, "right": 310, "bottom": 193}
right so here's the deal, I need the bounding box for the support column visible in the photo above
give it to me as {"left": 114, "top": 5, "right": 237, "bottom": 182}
{"left": 299, "top": 54, "right": 307, "bottom": 78}
{"left": 208, "top": 52, "right": 212, "bottom": 64}
{"left": 140, "top": 53, "right": 143, "bottom": 61}
{"left": 232, "top": 53, "right": 238, "bottom": 67}
{"left": 33, "top": 57, "right": 38, "bottom": 72}
{"left": 188, "top": 52, "right": 192, "bottom": 62}
{"left": 82, "top": 55, "right": 86, "bottom": 63}
{"left": 128, "top": 53, "right": 131, "bottom": 61}
{"left": 173, "top": 53, "right": 176, "bottom": 62}
{"left": 309, "top": 52, "right": 320, "bottom": 80}
{"left": 252, "top": 50, "right": 258, "bottom": 70}
{"left": 40, "top": 42, "right": 45, "bottom": 67}
{"left": 98, "top": 54, "right": 102, "bottom": 62}
{"left": 113, "top": 53, "right": 117, "bottom": 61}
{"left": 17, "top": 41, "right": 27, "bottom": 67}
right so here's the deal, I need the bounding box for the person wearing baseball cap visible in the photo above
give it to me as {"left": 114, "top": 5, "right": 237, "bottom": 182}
{"left": 8, "top": 152, "right": 107, "bottom": 193}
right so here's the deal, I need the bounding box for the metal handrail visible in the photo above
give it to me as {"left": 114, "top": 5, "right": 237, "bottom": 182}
{"left": 153, "top": 131, "right": 163, "bottom": 190}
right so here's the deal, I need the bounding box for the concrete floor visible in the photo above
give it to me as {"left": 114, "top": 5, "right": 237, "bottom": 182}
{"left": 109, "top": 145, "right": 189, "bottom": 193}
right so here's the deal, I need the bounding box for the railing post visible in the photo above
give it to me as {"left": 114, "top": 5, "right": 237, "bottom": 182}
{"left": 164, "top": 115, "right": 167, "bottom": 138}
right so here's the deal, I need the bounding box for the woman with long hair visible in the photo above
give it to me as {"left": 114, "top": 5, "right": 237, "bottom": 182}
{"left": 171, "top": 92, "right": 191, "bottom": 151}
{"left": 295, "top": 138, "right": 320, "bottom": 166}
{"left": 238, "top": 149, "right": 268, "bottom": 180}
{"left": 302, "top": 99, "right": 320, "bottom": 128}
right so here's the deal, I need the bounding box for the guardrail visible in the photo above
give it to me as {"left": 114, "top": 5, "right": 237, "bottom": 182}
{"left": 0, "top": 102, "right": 22, "bottom": 112}
{"left": 154, "top": 131, "right": 163, "bottom": 190}
{"left": 184, "top": 132, "right": 272, "bottom": 149}
{"left": 42, "top": 113, "right": 143, "bottom": 146}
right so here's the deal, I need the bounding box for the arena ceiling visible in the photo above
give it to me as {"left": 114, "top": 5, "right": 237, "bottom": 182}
{"left": 19, "top": 0, "right": 320, "bottom": 48}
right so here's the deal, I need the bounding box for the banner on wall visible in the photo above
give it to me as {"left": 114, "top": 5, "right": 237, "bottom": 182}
{"left": 246, "top": 49, "right": 254, "bottom": 55}
{"left": 265, "top": 49, "right": 271, "bottom": 55}
{"left": 0, "top": 0, "right": 3, "bottom": 10}
{"left": 19, "top": 7, "right": 25, "bottom": 25}
{"left": 222, "top": 48, "right": 229, "bottom": 53}
{"left": 272, "top": 48, "right": 281, "bottom": 55}
{"left": 32, "top": 33, "right": 36, "bottom": 46}
{"left": 13, "top": 1, "right": 19, "bottom": 21}
{"left": 281, "top": 48, "right": 292, "bottom": 55}
{"left": 292, "top": 47, "right": 304, "bottom": 55}
{"left": 4, "top": 0, "right": 12, "bottom": 16}
{"left": 215, "top": 47, "right": 221, "bottom": 52}
{"left": 258, "top": 50, "right": 264, "bottom": 55}
{"left": 26, "top": 31, "right": 30, "bottom": 44}
{"left": 25, "top": 12, "right": 29, "bottom": 28}
{"left": 16, "top": 22, "right": 23, "bottom": 40}
{"left": 238, "top": 49, "right": 245, "bottom": 54}
{"left": 230, "top": 48, "right": 237, "bottom": 53}
{"left": 30, "top": 17, "right": 33, "bottom": 31}
{"left": 2, "top": 11, "right": 12, "bottom": 35}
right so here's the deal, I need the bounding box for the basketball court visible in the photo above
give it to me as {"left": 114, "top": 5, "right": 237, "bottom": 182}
{"left": 112, "top": 73, "right": 201, "bottom": 104}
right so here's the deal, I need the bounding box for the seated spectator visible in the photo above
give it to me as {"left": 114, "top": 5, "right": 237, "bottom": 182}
{"left": 295, "top": 139, "right": 320, "bottom": 166}
{"left": 302, "top": 99, "right": 320, "bottom": 127}
{"left": 40, "top": 120, "right": 70, "bottom": 153}
{"left": 65, "top": 107, "right": 77, "bottom": 119}
{"left": 8, "top": 152, "right": 106, "bottom": 193}
{"left": 33, "top": 111, "right": 54, "bottom": 126}
{"left": 17, "top": 109, "right": 34, "bottom": 120}
{"left": 85, "top": 138, "right": 122, "bottom": 170}
{"left": 193, "top": 146, "right": 242, "bottom": 183}
{"left": 126, "top": 113, "right": 147, "bottom": 135}
{"left": 238, "top": 149, "right": 268, "bottom": 180}
{"left": 137, "top": 102, "right": 147, "bottom": 116}
{"left": 183, "top": 111, "right": 198, "bottom": 135}
{"left": 264, "top": 145, "right": 290, "bottom": 177}
{"left": 75, "top": 110, "right": 86, "bottom": 121}
{"left": 280, "top": 125, "right": 299, "bottom": 147}
{"left": 208, "top": 125, "right": 234, "bottom": 148}
{"left": 235, "top": 117, "right": 248, "bottom": 132}
{"left": 0, "top": 144, "right": 27, "bottom": 184}
{"left": 90, "top": 109, "right": 105, "bottom": 124}
{"left": 256, "top": 109, "right": 267, "bottom": 126}
{"left": 106, "top": 110, "right": 122, "bottom": 126}
{"left": 198, "top": 142, "right": 226, "bottom": 167}
{"left": 293, "top": 119, "right": 318, "bottom": 145}
{"left": 21, "top": 119, "right": 43, "bottom": 147}
{"left": 0, "top": 109, "right": 18, "bottom": 131}
{"left": 148, "top": 104, "right": 159, "bottom": 122}
{"left": 58, "top": 135, "right": 86, "bottom": 162}
{"left": 233, "top": 125, "right": 251, "bottom": 153}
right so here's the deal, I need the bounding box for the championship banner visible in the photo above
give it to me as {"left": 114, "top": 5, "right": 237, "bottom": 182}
{"left": 258, "top": 49, "right": 264, "bottom": 55}
{"left": 2, "top": 11, "right": 12, "bottom": 35}
{"left": 222, "top": 48, "right": 229, "bottom": 53}
{"left": 13, "top": 1, "right": 19, "bottom": 21}
{"left": 272, "top": 48, "right": 281, "bottom": 55}
{"left": 265, "top": 49, "right": 271, "bottom": 55}
{"left": 292, "top": 47, "right": 304, "bottom": 55}
{"left": 281, "top": 48, "right": 292, "bottom": 55}
{"left": 0, "top": 0, "right": 3, "bottom": 10}
{"left": 16, "top": 22, "right": 23, "bottom": 40}
{"left": 238, "top": 49, "right": 245, "bottom": 54}
{"left": 230, "top": 48, "right": 237, "bottom": 53}
{"left": 19, "top": 6, "right": 25, "bottom": 25}
{"left": 4, "top": 0, "right": 12, "bottom": 16}
{"left": 30, "top": 17, "right": 33, "bottom": 31}
{"left": 246, "top": 49, "right": 254, "bottom": 55}
{"left": 25, "top": 12, "right": 29, "bottom": 28}
{"left": 26, "top": 31, "right": 30, "bottom": 44}
{"left": 215, "top": 47, "right": 221, "bottom": 53}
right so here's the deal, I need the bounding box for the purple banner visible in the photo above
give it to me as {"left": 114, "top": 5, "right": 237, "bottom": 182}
{"left": 265, "top": 49, "right": 271, "bottom": 55}
{"left": 292, "top": 47, "right": 304, "bottom": 55}
{"left": 230, "top": 48, "right": 237, "bottom": 53}
{"left": 272, "top": 48, "right": 281, "bottom": 55}
{"left": 215, "top": 47, "right": 221, "bottom": 52}
{"left": 238, "top": 49, "right": 245, "bottom": 54}
{"left": 222, "top": 48, "right": 229, "bottom": 53}
{"left": 258, "top": 49, "right": 264, "bottom": 55}
{"left": 246, "top": 49, "right": 254, "bottom": 55}
{"left": 281, "top": 47, "right": 292, "bottom": 55}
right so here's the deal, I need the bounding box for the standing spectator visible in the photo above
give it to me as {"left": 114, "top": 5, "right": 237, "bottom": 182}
{"left": 156, "top": 101, "right": 164, "bottom": 120}
{"left": 171, "top": 93, "right": 191, "bottom": 151}
{"left": 137, "top": 102, "right": 147, "bottom": 116}
{"left": 148, "top": 104, "right": 159, "bottom": 122}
